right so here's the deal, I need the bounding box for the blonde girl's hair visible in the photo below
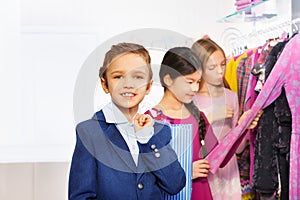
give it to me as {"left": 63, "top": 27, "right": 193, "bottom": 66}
{"left": 191, "top": 38, "right": 230, "bottom": 89}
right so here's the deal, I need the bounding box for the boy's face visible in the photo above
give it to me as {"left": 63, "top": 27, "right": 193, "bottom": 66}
{"left": 101, "top": 53, "right": 152, "bottom": 114}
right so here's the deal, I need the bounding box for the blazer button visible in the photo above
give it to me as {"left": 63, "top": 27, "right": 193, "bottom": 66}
{"left": 155, "top": 152, "right": 161, "bottom": 158}
{"left": 151, "top": 144, "right": 156, "bottom": 150}
{"left": 138, "top": 183, "right": 144, "bottom": 190}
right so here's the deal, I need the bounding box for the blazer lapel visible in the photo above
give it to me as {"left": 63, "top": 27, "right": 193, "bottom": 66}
{"left": 94, "top": 111, "right": 138, "bottom": 172}
{"left": 104, "top": 125, "right": 138, "bottom": 172}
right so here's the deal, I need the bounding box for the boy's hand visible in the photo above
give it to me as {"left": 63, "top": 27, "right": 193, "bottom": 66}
{"left": 134, "top": 114, "right": 154, "bottom": 132}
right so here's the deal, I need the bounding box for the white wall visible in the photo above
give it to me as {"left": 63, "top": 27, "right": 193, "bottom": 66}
{"left": 0, "top": 0, "right": 251, "bottom": 162}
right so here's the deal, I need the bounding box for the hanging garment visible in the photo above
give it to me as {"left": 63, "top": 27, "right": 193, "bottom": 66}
{"left": 252, "top": 40, "right": 291, "bottom": 199}
{"left": 243, "top": 48, "right": 260, "bottom": 186}
{"left": 225, "top": 53, "right": 247, "bottom": 93}
{"left": 273, "top": 89, "right": 291, "bottom": 200}
{"left": 237, "top": 55, "right": 253, "bottom": 116}
{"left": 206, "top": 34, "right": 300, "bottom": 200}
{"left": 237, "top": 145, "right": 256, "bottom": 199}
{"left": 235, "top": 51, "right": 258, "bottom": 200}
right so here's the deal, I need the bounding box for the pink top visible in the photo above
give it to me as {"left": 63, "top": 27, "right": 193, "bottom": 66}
{"left": 145, "top": 108, "right": 213, "bottom": 200}
{"left": 193, "top": 89, "right": 239, "bottom": 140}
{"left": 193, "top": 88, "right": 242, "bottom": 200}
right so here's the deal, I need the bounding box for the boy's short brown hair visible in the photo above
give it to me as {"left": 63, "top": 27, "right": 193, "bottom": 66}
{"left": 99, "top": 42, "right": 152, "bottom": 80}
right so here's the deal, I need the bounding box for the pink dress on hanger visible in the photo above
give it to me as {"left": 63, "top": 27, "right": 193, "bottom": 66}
{"left": 193, "top": 88, "right": 242, "bottom": 200}
{"left": 206, "top": 34, "right": 300, "bottom": 200}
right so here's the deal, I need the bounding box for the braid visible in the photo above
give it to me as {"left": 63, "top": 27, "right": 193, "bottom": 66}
{"left": 185, "top": 101, "right": 206, "bottom": 143}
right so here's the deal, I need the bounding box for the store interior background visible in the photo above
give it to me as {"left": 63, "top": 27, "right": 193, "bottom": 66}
{"left": 0, "top": 0, "right": 296, "bottom": 199}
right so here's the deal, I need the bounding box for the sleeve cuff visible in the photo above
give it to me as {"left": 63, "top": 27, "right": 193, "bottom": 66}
{"left": 135, "top": 126, "right": 154, "bottom": 144}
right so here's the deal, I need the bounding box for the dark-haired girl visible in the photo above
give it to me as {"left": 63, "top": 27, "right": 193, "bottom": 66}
{"left": 145, "top": 47, "right": 214, "bottom": 200}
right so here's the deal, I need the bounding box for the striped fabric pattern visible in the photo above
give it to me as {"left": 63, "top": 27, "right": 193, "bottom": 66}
{"left": 164, "top": 124, "right": 193, "bottom": 200}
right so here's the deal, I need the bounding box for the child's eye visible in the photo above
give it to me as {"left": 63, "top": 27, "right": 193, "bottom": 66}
{"left": 134, "top": 75, "right": 145, "bottom": 79}
{"left": 208, "top": 65, "right": 216, "bottom": 70}
{"left": 113, "top": 75, "right": 123, "bottom": 79}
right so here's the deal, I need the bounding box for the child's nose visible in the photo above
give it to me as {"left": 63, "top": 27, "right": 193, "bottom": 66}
{"left": 122, "top": 76, "right": 134, "bottom": 88}
{"left": 217, "top": 65, "right": 225, "bottom": 74}
{"left": 191, "top": 82, "right": 199, "bottom": 92}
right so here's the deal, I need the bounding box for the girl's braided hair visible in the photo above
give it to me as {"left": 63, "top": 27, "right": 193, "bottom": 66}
{"left": 185, "top": 102, "right": 206, "bottom": 145}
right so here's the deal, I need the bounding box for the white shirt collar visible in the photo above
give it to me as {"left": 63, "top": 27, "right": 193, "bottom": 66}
{"left": 102, "top": 102, "right": 140, "bottom": 124}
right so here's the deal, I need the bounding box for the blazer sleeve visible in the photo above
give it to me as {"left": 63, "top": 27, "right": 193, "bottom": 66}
{"left": 138, "top": 123, "right": 186, "bottom": 195}
{"left": 68, "top": 124, "right": 97, "bottom": 200}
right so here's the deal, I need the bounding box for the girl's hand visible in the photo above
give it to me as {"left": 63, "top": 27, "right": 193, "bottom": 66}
{"left": 134, "top": 114, "right": 154, "bottom": 132}
{"left": 238, "top": 109, "right": 263, "bottom": 129}
{"left": 192, "top": 159, "right": 210, "bottom": 179}
{"left": 222, "top": 105, "right": 234, "bottom": 119}
{"left": 207, "top": 105, "right": 234, "bottom": 123}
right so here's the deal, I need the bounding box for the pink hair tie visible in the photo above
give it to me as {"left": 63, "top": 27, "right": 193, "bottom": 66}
{"left": 203, "top": 34, "right": 210, "bottom": 39}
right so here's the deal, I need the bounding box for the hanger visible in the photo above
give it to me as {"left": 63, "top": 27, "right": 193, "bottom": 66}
{"left": 228, "top": 18, "right": 300, "bottom": 53}
{"left": 291, "top": 19, "right": 299, "bottom": 36}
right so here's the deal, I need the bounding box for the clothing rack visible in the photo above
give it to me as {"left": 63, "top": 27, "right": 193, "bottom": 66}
{"left": 229, "top": 18, "right": 300, "bottom": 55}
{"left": 249, "top": 18, "right": 299, "bottom": 39}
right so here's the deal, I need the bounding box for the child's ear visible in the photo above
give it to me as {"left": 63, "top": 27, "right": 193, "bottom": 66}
{"left": 145, "top": 80, "right": 153, "bottom": 95}
{"left": 100, "top": 78, "right": 109, "bottom": 94}
{"left": 163, "top": 74, "right": 173, "bottom": 87}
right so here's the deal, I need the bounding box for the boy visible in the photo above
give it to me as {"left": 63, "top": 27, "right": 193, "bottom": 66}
{"left": 69, "top": 42, "right": 186, "bottom": 200}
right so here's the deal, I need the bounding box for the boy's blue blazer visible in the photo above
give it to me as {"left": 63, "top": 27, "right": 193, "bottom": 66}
{"left": 69, "top": 110, "right": 186, "bottom": 200}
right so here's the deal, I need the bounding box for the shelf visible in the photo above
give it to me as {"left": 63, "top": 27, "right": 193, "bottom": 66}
{"left": 218, "top": 0, "right": 277, "bottom": 23}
